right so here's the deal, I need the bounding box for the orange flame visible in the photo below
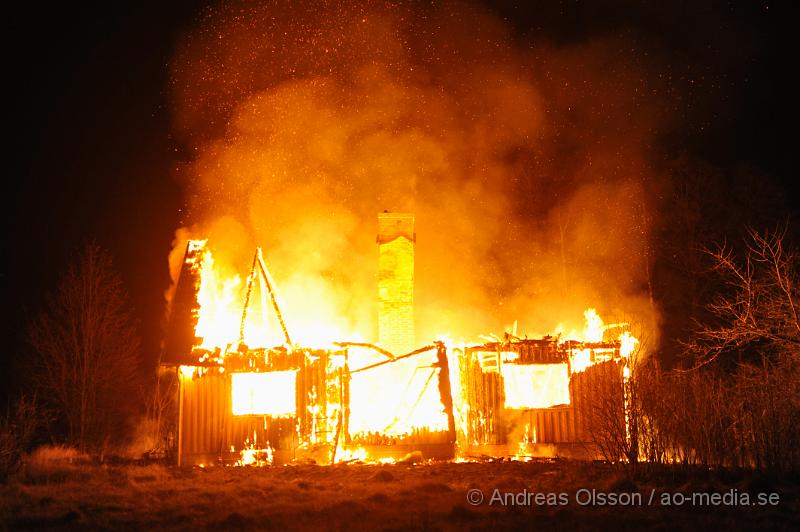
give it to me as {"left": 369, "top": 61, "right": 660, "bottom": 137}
{"left": 179, "top": 237, "right": 642, "bottom": 464}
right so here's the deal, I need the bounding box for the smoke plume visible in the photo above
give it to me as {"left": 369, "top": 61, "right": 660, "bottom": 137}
{"left": 168, "top": 0, "right": 666, "bottom": 345}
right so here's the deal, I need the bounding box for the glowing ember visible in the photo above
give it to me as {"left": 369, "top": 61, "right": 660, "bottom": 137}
{"left": 334, "top": 447, "right": 367, "bottom": 463}
{"left": 236, "top": 446, "right": 273, "bottom": 467}
{"left": 515, "top": 423, "right": 535, "bottom": 460}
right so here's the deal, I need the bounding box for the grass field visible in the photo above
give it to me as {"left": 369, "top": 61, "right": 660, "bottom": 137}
{"left": 1, "top": 458, "right": 798, "bottom": 530}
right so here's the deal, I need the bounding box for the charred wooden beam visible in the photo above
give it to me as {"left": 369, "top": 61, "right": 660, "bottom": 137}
{"left": 238, "top": 252, "right": 258, "bottom": 345}
{"left": 434, "top": 341, "right": 456, "bottom": 445}
{"left": 342, "top": 352, "right": 351, "bottom": 445}
{"left": 334, "top": 341, "right": 395, "bottom": 360}
{"left": 331, "top": 365, "right": 344, "bottom": 464}
{"left": 349, "top": 344, "right": 436, "bottom": 374}
{"left": 255, "top": 248, "right": 292, "bottom": 345}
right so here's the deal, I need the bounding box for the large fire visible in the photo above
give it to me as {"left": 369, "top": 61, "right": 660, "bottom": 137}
{"left": 189, "top": 241, "right": 346, "bottom": 352}
{"left": 160, "top": 0, "right": 664, "bottom": 468}
{"left": 171, "top": 237, "right": 639, "bottom": 466}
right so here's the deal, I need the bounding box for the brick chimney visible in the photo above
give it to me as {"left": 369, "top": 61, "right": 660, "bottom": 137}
{"left": 377, "top": 212, "right": 415, "bottom": 355}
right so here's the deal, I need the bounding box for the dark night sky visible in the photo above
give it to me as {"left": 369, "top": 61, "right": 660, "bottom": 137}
{"left": 4, "top": 1, "right": 795, "bottom": 400}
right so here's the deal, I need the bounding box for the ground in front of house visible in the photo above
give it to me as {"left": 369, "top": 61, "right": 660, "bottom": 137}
{"left": 1, "top": 459, "right": 798, "bottom": 530}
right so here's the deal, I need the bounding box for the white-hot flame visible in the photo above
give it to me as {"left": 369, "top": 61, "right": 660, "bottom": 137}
{"left": 583, "top": 308, "right": 605, "bottom": 342}
{"left": 620, "top": 331, "right": 638, "bottom": 359}
{"left": 231, "top": 371, "right": 297, "bottom": 417}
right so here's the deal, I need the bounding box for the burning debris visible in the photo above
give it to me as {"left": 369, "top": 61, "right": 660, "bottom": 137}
{"left": 153, "top": 0, "right": 670, "bottom": 468}
{"left": 161, "top": 215, "right": 638, "bottom": 467}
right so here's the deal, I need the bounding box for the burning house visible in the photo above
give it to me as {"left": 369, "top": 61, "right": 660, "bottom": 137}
{"left": 455, "top": 337, "right": 629, "bottom": 459}
{"left": 161, "top": 213, "right": 635, "bottom": 466}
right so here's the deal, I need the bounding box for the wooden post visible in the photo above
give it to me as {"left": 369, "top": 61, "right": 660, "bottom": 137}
{"left": 176, "top": 366, "right": 184, "bottom": 467}
{"left": 330, "top": 366, "right": 344, "bottom": 465}
{"left": 434, "top": 342, "right": 456, "bottom": 445}
{"left": 343, "top": 351, "right": 351, "bottom": 445}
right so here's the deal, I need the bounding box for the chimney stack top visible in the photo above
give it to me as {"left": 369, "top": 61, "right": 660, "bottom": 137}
{"left": 377, "top": 212, "right": 415, "bottom": 244}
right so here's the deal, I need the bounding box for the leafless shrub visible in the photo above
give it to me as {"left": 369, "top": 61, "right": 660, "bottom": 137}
{"left": 733, "top": 361, "right": 800, "bottom": 471}
{"left": 630, "top": 360, "right": 671, "bottom": 466}
{"left": 584, "top": 309, "right": 795, "bottom": 473}
{"left": 679, "top": 370, "right": 740, "bottom": 467}
{"left": 140, "top": 367, "right": 179, "bottom": 460}
{"left": 583, "top": 360, "right": 630, "bottom": 463}
{"left": 0, "top": 395, "right": 40, "bottom": 479}
{"left": 629, "top": 226, "right": 800, "bottom": 473}
{"left": 585, "top": 324, "right": 657, "bottom": 466}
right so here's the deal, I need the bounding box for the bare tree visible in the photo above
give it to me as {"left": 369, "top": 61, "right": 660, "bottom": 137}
{"left": 28, "top": 243, "right": 140, "bottom": 452}
{"left": 680, "top": 226, "right": 800, "bottom": 472}
{"left": 686, "top": 226, "right": 800, "bottom": 367}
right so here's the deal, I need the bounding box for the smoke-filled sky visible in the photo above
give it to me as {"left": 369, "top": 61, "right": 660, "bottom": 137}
{"left": 4, "top": 0, "right": 795, "bottom": 395}
{"left": 168, "top": 1, "right": 675, "bottom": 344}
